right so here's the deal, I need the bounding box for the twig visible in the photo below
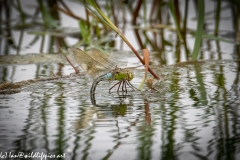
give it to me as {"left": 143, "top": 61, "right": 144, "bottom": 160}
{"left": 58, "top": 45, "right": 80, "bottom": 74}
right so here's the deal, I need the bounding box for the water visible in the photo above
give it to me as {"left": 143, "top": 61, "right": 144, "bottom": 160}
{"left": 1, "top": 56, "right": 240, "bottom": 160}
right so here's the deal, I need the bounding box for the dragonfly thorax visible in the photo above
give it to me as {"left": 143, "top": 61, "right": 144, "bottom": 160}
{"left": 114, "top": 71, "right": 134, "bottom": 81}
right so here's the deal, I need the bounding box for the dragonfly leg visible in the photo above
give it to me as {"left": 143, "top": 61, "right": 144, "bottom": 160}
{"left": 109, "top": 81, "right": 121, "bottom": 94}
{"left": 109, "top": 80, "right": 138, "bottom": 94}
{"left": 121, "top": 81, "right": 125, "bottom": 92}
{"left": 126, "top": 80, "right": 138, "bottom": 91}
{"left": 120, "top": 81, "right": 125, "bottom": 97}
{"left": 117, "top": 81, "right": 123, "bottom": 93}
{"left": 123, "top": 81, "right": 127, "bottom": 93}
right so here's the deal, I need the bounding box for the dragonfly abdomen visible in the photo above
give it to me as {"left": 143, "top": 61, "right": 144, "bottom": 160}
{"left": 90, "top": 72, "right": 113, "bottom": 104}
{"left": 102, "top": 72, "right": 113, "bottom": 80}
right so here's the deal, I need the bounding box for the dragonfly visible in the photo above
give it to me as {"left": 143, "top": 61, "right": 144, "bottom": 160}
{"left": 69, "top": 47, "right": 138, "bottom": 104}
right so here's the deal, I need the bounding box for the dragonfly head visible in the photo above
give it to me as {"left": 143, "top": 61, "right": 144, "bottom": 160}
{"left": 127, "top": 72, "right": 134, "bottom": 81}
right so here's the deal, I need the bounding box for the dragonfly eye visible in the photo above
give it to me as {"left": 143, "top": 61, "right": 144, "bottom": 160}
{"left": 127, "top": 72, "right": 134, "bottom": 81}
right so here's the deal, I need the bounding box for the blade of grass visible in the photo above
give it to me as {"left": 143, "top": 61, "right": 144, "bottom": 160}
{"left": 16, "top": 0, "right": 26, "bottom": 23}
{"left": 36, "top": 0, "right": 58, "bottom": 29}
{"left": 182, "top": 0, "right": 189, "bottom": 31}
{"left": 168, "top": 0, "right": 183, "bottom": 41}
{"left": 214, "top": 0, "right": 222, "bottom": 36}
{"left": 138, "top": 48, "right": 150, "bottom": 90}
{"left": 79, "top": 20, "right": 91, "bottom": 43}
{"left": 192, "top": 0, "right": 205, "bottom": 60}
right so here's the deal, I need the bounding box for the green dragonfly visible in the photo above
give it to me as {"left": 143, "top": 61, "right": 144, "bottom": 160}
{"left": 69, "top": 47, "right": 138, "bottom": 104}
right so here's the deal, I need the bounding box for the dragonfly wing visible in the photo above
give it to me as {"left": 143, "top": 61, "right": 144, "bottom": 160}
{"left": 88, "top": 48, "right": 117, "bottom": 70}
{"left": 69, "top": 47, "right": 110, "bottom": 79}
{"left": 118, "top": 65, "right": 143, "bottom": 73}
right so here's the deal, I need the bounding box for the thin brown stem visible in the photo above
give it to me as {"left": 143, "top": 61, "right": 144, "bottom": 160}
{"left": 118, "top": 30, "right": 160, "bottom": 80}
{"left": 56, "top": 6, "right": 86, "bottom": 21}
{"left": 132, "top": 0, "right": 144, "bottom": 48}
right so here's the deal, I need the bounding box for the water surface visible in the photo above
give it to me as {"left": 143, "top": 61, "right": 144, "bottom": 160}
{"left": 1, "top": 55, "right": 240, "bottom": 160}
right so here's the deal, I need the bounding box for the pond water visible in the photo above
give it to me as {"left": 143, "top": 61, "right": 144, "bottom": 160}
{"left": 1, "top": 51, "right": 240, "bottom": 160}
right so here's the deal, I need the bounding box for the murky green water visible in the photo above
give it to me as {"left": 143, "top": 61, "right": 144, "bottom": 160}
{"left": 1, "top": 56, "right": 240, "bottom": 160}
